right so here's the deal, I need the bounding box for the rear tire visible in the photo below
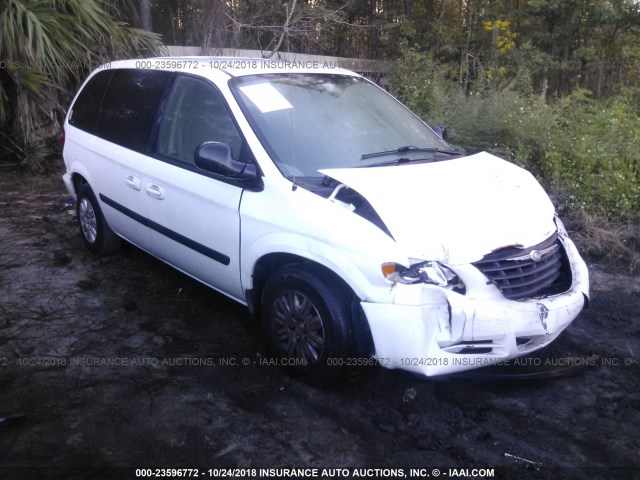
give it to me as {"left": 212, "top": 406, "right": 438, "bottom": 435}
{"left": 76, "top": 183, "right": 121, "bottom": 255}
{"left": 261, "top": 265, "right": 355, "bottom": 385}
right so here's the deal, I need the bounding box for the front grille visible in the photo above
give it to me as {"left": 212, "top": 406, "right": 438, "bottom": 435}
{"left": 473, "top": 235, "right": 572, "bottom": 301}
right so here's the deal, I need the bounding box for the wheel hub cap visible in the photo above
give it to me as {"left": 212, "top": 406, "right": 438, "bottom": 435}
{"left": 272, "top": 291, "right": 325, "bottom": 366}
{"left": 78, "top": 198, "right": 98, "bottom": 244}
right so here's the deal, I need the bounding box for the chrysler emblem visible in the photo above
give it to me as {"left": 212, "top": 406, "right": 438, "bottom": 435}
{"left": 530, "top": 250, "right": 542, "bottom": 262}
{"left": 508, "top": 244, "right": 558, "bottom": 262}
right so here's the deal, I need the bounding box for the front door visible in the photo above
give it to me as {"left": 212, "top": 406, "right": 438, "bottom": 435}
{"left": 141, "top": 75, "right": 246, "bottom": 301}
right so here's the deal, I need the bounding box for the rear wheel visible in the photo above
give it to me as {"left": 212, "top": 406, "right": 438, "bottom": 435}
{"left": 76, "top": 183, "right": 121, "bottom": 255}
{"left": 261, "top": 265, "right": 355, "bottom": 384}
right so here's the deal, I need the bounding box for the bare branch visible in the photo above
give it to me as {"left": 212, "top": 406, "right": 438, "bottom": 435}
{"left": 265, "top": 0, "right": 297, "bottom": 58}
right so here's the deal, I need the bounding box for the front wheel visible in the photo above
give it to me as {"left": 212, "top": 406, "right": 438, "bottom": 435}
{"left": 261, "top": 265, "right": 355, "bottom": 384}
{"left": 76, "top": 183, "right": 121, "bottom": 255}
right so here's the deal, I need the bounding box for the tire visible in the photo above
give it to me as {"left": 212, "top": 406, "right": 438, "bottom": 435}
{"left": 261, "top": 265, "right": 355, "bottom": 384}
{"left": 76, "top": 183, "right": 121, "bottom": 255}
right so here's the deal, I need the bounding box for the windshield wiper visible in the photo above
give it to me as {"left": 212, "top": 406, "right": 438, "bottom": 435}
{"left": 357, "top": 158, "right": 414, "bottom": 168}
{"left": 360, "top": 145, "right": 462, "bottom": 160}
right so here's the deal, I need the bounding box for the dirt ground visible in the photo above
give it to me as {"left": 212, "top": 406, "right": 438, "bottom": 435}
{"left": 0, "top": 172, "right": 638, "bottom": 480}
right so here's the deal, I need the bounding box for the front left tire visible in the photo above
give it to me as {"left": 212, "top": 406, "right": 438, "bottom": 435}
{"left": 261, "top": 265, "right": 356, "bottom": 384}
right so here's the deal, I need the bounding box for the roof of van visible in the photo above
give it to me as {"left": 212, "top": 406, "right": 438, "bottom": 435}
{"left": 103, "top": 56, "right": 359, "bottom": 78}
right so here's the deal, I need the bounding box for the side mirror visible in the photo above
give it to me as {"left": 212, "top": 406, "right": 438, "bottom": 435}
{"left": 194, "top": 142, "right": 257, "bottom": 180}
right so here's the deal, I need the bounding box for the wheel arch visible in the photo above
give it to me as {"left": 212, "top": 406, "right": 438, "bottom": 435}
{"left": 66, "top": 157, "right": 95, "bottom": 197}
{"left": 71, "top": 172, "right": 88, "bottom": 195}
{"left": 246, "top": 252, "right": 375, "bottom": 358}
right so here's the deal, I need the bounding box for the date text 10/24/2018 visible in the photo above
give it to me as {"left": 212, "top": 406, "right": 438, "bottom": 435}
{"left": 134, "top": 467, "right": 496, "bottom": 478}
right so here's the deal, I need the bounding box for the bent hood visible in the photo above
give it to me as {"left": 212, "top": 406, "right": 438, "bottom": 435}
{"left": 320, "top": 152, "right": 557, "bottom": 265}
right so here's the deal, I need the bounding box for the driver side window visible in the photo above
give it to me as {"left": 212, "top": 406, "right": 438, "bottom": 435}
{"left": 158, "top": 76, "right": 243, "bottom": 165}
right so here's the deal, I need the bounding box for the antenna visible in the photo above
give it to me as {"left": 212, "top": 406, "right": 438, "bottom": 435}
{"left": 284, "top": 1, "right": 297, "bottom": 192}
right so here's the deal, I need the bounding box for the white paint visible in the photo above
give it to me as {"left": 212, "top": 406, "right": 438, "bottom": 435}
{"left": 321, "top": 152, "right": 556, "bottom": 265}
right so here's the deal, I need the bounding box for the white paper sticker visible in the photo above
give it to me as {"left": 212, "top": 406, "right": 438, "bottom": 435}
{"left": 239, "top": 83, "right": 294, "bottom": 113}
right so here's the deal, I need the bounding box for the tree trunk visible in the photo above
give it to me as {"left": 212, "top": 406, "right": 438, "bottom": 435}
{"left": 434, "top": 0, "right": 446, "bottom": 56}
{"left": 540, "top": 64, "right": 548, "bottom": 103}
{"left": 463, "top": 0, "right": 473, "bottom": 93}
{"left": 140, "top": 0, "right": 152, "bottom": 32}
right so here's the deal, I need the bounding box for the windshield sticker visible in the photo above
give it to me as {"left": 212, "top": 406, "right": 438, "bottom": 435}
{"left": 239, "top": 83, "right": 294, "bottom": 113}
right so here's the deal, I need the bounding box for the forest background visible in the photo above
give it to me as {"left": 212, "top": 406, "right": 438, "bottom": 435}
{"left": 1, "top": 0, "right": 638, "bottom": 269}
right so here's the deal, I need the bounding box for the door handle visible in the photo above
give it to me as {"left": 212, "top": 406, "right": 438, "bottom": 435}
{"left": 145, "top": 183, "right": 165, "bottom": 200}
{"left": 125, "top": 174, "right": 141, "bottom": 190}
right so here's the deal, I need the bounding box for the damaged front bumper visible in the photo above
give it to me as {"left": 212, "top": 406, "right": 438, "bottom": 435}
{"left": 362, "top": 236, "right": 589, "bottom": 376}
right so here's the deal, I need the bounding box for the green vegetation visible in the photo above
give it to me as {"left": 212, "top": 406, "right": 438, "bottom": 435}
{"left": 389, "top": 48, "right": 640, "bottom": 270}
{"left": 0, "top": 0, "right": 638, "bottom": 267}
{"left": 390, "top": 49, "right": 640, "bottom": 222}
{"left": 0, "top": 0, "right": 164, "bottom": 170}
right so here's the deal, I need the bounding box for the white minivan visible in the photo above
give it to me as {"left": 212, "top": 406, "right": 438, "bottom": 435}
{"left": 62, "top": 57, "right": 589, "bottom": 382}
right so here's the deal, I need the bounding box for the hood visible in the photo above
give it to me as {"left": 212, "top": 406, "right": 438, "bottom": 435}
{"left": 320, "top": 152, "right": 557, "bottom": 265}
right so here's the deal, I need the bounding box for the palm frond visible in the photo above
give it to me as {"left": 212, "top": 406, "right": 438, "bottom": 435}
{"left": 0, "top": 0, "right": 165, "bottom": 164}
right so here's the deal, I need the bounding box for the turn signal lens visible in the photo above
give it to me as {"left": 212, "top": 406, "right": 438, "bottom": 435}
{"left": 381, "top": 262, "right": 398, "bottom": 278}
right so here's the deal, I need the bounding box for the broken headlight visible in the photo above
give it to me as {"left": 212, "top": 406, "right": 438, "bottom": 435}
{"left": 382, "top": 261, "right": 465, "bottom": 293}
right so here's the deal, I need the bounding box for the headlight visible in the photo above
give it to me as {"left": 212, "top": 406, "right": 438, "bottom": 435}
{"left": 382, "top": 261, "right": 466, "bottom": 293}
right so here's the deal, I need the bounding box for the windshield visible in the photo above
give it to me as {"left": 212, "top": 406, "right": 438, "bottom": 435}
{"left": 230, "top": 73, "right": 453, "bottom": 178}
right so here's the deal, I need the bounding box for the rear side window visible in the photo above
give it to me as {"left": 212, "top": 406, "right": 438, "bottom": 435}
{"left": 69, "top": 70, "right": 113, "bottom": 134}
{"left": 97, "top": 69, "right": 174, "bottom": 153}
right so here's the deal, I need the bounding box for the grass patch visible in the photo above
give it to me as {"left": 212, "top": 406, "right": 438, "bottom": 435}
{"left": 567, "top": 212, "right": 640, "bottom": 274}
